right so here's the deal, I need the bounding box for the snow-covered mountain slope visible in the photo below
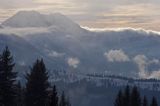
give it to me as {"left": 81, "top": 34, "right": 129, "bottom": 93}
{"left": 2, "top": 11, "right": 75, "bottom": 28}
{"left": 51, "top": 70, "right": 160, "bottom": 106}
{"left": 1, "top": 11, "right": 84, "bottom": 34}
{"left": 1, "top": 11, "right": 160, "bottom": 79}
{"left": 49, "top": 70, "right": 160, "bottom": 91}
{"left": 56, "top": 74, "right": 160, "bottom": 106}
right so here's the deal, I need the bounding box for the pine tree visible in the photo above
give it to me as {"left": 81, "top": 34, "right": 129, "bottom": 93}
{"left": 130, "top": 86, "right": 141, "bottom": 106}
{"left": 50, "top": 85, "right": 59, "bottom": 106}
{"left": 0, "top": 53, "right": 3, "bottom": 106}
{"left": 114, "top": 90, "right": 123, "bottom": 106}
{"left": 123, "top": 85, "right": 130, "bottom": 106}
{"left": 114, "top": 86, "right": 159, "bottom": 106}
{"left": 0, "top": 46, "right": 17, "bottom": 106}
{"left": 16, "top": 81, "right": 24, "bottom": 106}
{"left": 150, "top": 97, "right": 158, "bottom": 106}
{"left": 25, "top": 59, "right": 49, "bottom": 106}
{"left": 143, "top": 96, "right": 148, "bottom": 106}
{"left": 59, "top": 91, "right": 67, "bottom": 106}
{"left": 66, "top": 97, "right": 71, "bottom": 106}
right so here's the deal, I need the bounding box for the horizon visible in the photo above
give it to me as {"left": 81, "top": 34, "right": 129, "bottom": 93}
{"left": 1, "top": 10, "right": 160, "bottom": 34}
{"left": 0, "top": 0, "right": 160, "bottom": 31}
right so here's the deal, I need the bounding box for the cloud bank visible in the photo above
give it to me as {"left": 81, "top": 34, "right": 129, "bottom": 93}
{"left": 83, "top": 27, "right": 160, "bottom": 35}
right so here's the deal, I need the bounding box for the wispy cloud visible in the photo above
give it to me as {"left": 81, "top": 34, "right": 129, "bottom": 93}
{"left": 133, "top": 54, "right": 160, "bottom": 79}
{"left": 133, "top": 55, "right": 148, "bottom": 78}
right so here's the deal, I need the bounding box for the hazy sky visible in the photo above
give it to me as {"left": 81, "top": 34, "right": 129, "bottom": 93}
{"left": 0, "top": 0, "right": 160, "bottom": 31}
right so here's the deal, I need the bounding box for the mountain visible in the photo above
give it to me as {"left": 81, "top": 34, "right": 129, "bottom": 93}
{"left": 2, "top": 11, "right": 77, "bottom": 27}
{"left": 1, "top": 11, "right": 160, "bottom": 79}
{"left": 53, "top": 71, "right": 160, "bottom": 106}
{"left": 0, "top": 25, "right": 3, "bottom": 28}
{"left": 1, "top": 11, "right": 84, "bottom": 34}
{"left": 1, "top": 10, "right": 160, "bottom": 106}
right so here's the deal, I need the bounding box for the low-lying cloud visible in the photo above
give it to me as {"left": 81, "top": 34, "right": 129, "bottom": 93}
{"left": 48, "top": 51, "right": 65, "bottom": 58}
{"left": 133, "top": 54, "right": 160, "bottom": 79}
{"left": 1, "top": 20, "right": 160, "bottom": 79}
{"left": 67, "top": 57, "right": 80, "bottom": 68}
{"left": 105, "top": 49, "right": 160, "bottom": 79}
{"left": 133, "top": 55, "right": 148, "bottom": 78}
{"left": 104, "top": 49, "right": 130, "bottom": 62}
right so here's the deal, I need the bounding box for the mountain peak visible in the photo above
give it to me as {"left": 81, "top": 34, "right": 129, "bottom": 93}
{"left": 2, "top": 11, "right": 80, "bottom": 29}
{"left": 15, "top": 10, "right": 40, "bottom": 16}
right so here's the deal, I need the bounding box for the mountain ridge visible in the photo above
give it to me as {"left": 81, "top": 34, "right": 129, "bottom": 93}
{"left": 1, "top": 11, "right": 160, "bottom": 79}
{"left": 1, "top": 11, "right": 81, "bottom": 29}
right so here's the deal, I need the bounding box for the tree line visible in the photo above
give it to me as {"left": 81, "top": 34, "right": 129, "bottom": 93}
{"left": 0, "top": 47, "right": 159, "bottom": 106}
{"left": 114, "top": 86, "right": 158, "bottom": 106}
{"left": 0, "top": 47, "right": 71, "bottom": 106}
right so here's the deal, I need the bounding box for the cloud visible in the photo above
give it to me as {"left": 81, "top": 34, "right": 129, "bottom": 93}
{"left": 48, "top": 51, "right": 65, "bottom": 58}
{"left": 149, "top": 59, "right": 159, "bottom": 64}
{"left": 133, "top": 55, "right": 149, "bottom": 78}
{"left": 1, "top": 24, "right": 160, "bottom": 37}
{"left": 104, "top": 49, "right": 130, "bottom": 62}
{"left": 148, "top": 71, "right": 160, "bottom": 79}
{"left": 18, "top": 61, "right": 26, "bottom": 66}
{"left": 44, "top": 48, "right": 65, "bottom": 58}
{"left": 0, "top": 0, "right": 160, "bottom": 31}
{"left": 0, "top": 0, "right": 36, "bottom": 9}
{"left": 133, "top": 54, "right": 160, "bottom": 79}
{"left": 83, "top": 27, "right": 160, "bottom": 35}
{"left": 0, "top": 27, "right": 50, "bottom": 36}
{"left": 104, "top": 49, "right": 160, "bottom": 79}
{"left": 67, "top": 57, "right": 80, "bottom": 68}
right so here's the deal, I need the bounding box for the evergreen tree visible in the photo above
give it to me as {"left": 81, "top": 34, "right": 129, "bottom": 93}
{"left": 123, "top": 85, "right": 130, "bottom": 106}
{"left": 16, "top": 81, "right": 24, "bottom": 106}
{"left": 50, "top": 85, "right": 59, "bottom": 106}
{"left": 130, "top": 86, "right": 141, "bottom": 106}
{"left": 0, "top": 46, "right": 17, "bottom": 106}
{"left": 143, "top": 96, "right": 148, "bottom": 106}
{"left": 59, "top": 91, "right": 67, "bottom": 106}
{"left": 25, "top": 59, "right": 49, "bottom": 106}
{"left": 66, "top": 97, "right": 71, "bottom": 106}
{"left": 114, "top": 86, "right": 159, "bottom": 106}
{"left": 150, "top": 97, "right": 158, "bottom": 106}
{"left": 114, "top": 90, "right": 123, "bottom": 106}
{"left": 0, "top": 53, "right": 3, "bottom": 106}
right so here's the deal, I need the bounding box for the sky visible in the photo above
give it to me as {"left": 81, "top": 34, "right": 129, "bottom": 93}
{"left": 0, "top": 0, "right": 160, "bottom": 31}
